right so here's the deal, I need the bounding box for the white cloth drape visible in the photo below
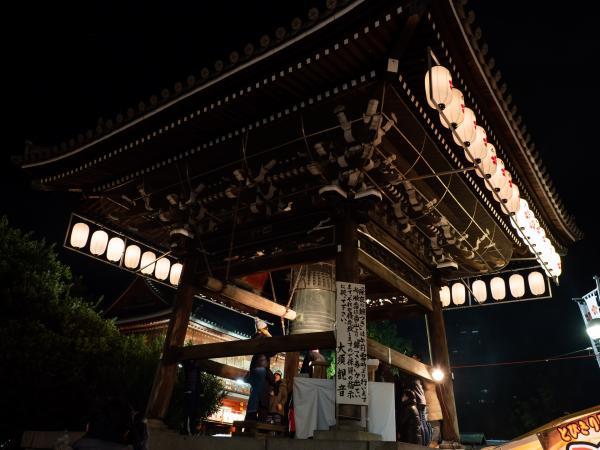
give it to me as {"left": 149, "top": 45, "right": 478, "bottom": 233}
{"left": 293, "top": 378, "right": 396, "bottom": 441}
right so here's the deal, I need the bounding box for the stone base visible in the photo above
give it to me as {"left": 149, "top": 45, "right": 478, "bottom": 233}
{"left": 313, "top": 429, "right": 382, "bottom": 441}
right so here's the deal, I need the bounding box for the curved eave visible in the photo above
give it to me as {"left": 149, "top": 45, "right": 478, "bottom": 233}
{"left": 17, "top": 0, "right": 375, "bottom": 170}
{"left": 429, "top": 0, "right": 582, "bottom": 247}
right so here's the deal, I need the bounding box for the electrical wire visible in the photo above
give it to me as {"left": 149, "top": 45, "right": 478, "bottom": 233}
{"left": 452, "top": 353, "right": 596, "bottom": 369}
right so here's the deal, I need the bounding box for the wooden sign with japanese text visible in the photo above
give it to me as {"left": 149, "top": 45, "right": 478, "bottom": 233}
{"left": 335, "top": 281, "right": 368, "bottom": 405}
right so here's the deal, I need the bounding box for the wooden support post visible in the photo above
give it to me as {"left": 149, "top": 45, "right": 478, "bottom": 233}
{"left": 427, "top": 273, "right": 461, "bottom": 445}
{"left": 284, "top": 352, "right": 300, "bottom": 395}
{"left": 334, "top": 210, "right": 364, "bottom": 426}
{"left": 146, "top": 253, "right": 199, "bottom": 421}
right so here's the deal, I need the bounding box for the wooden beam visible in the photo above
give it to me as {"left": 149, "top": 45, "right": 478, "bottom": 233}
{"left": 177, "top": 331, "right": 336, "bottom": 361}
{"left": 364, "top": 219, "right": 431, "bottom": 280}
{"left": 198, "top": 244, "right": 337, "bottom": 280}
{"left": 358, "top": 249, "right": 432, "bottom": 311}
{"left": 177, "top": 331, "right": 432, "bottom": 381}
{"left": 366, "top": 337, "right": 433, "bottom": 381}
{"left": 196, "top": 359, "right": 247, "bottom": 381}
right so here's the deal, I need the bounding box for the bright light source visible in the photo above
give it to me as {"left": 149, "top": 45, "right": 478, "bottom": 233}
{"left": 432, "top": 368, "right": 445, "bottom": 382}
{"left": 177, "top": 363, "right": 183, "bottom": 369}
{"left": 586, "top": 318, "right": 600, "bottom": 340}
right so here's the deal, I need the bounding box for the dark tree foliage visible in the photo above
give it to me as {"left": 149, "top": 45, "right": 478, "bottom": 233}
{"left": 0, "top": 217, "right": 223, "bottom": 441}
{"left": 367, "top": 320, "right": 413, "bottom": 354}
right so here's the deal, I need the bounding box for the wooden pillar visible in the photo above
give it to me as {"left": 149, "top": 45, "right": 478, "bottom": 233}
{"left": 284, "top": 351, "right": 300, "bottom": 394}
{"left": 334, "top": 210, "right": 364, "bottom": 425}
{"left": 146, "top": 252, "right": 199, "bottom": 420}
{"left": 427, "top": 273, "right": 461, "bottom": 444}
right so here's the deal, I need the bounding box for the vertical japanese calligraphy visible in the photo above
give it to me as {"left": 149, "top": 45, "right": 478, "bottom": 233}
{"left": 335, "top": 281, "right": 368, "bottom": 405}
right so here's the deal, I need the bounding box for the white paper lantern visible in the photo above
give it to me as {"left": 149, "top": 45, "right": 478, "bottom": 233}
{"left": 451, "top": 282, "right": 466, "bottom": 305}
{"left": 170, "top": 263, "right": 183, "bottom": 286}
{"left": 453, "top": 108, "right": 477, "bottom": 146}
{"left": 70, "top": 222, "right": 90, "bottom": 248}
{"left": 514, "top": 199, "right": 532, "bottom": 230}
{"left": 439, "top": 88, "right": 464, "bottom": 128}
{"left": 490, "top": 277, "right": 506, "bottom": 301}
{"left": 464, "top": 126, "right": 488, "bottom": 162}
{"left": 502, "top": 183, "right": 521, "bottom": 215}
{"left": 154, "top": 258, "right": 171, "bottom": 281}
{"left": 477, "top": 144, "right": 498, "bottom": 179}
{"left": 425, "top": 66, "right": 453, "bottom": 110}
{"left": 499, "top": 173, "right": 513, "bottom": 202}
{"left": 508, "top": 274, "right": 525, "bottom": 298}
{"left": 90, "top": 230, "right": 109, "bottom": 256}
{"left": 488, "top": 158, "right": 508, "bottom": 194}
{"left": 472, "top": 279, "right": 487, "bottom": 303}
{"left": 440, "top": 286, "right": 451, "bottom": 307}
{"left": 528, "top": 271, "right": 546, "bottom": 295}
{"left": 106, "top": 237, "right": 125, "bottom": 262}
{"left": 547, "top": 254, "right": 562, "bottom": 278}
{"left": 140, "top": 251, "right": 156, "bottom": 275}
{"left": 124, "top": 245, "right": 141, "bottom": 269}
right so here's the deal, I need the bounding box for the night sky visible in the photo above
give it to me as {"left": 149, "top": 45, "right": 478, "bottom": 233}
{"left": 5, "top": 0, "right": 600, "bottom": 439}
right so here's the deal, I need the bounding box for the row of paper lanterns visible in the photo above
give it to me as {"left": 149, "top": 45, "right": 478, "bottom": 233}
{"left": 425, "top": 66, "right": 561, "bottom": 278}
{"left": 69, "top": 222, "right": 183, "bottom": 286}
{"left": 513, "top": 199, "right": 561, "bottom": 277}
{"left": 439, "top": 271, "right": 546, "bottom": 307}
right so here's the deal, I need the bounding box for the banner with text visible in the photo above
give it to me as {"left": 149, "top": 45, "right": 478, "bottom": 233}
{"left": 335, "top": 281, "right": 368, "bottom": 405}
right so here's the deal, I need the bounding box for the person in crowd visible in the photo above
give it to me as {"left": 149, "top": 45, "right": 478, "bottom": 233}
{"left": 244, "top": 320, "right": 275, "bottom": 422}
{"left": 268, "top": 370, "right": 288, "bottom": 425}
{"left": 423, "top": 377, "right": 443, "bottom": 447}
{"left": 73, "top": 398, "right": 146, "bottom": 450}
{"left": 299, "top": 349, "right": 326, "bottom": 377}
{"left": 182, "top": 359, "right": 200, "bottom": 435}
{"left": 396, "top": 389, "right": 423, "bottom": 445}
{"left": 410, "top": 353, "right": 431, "bottom": 445}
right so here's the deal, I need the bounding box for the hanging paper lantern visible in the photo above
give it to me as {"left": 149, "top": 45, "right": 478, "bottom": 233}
{"left": 124, "top": 245, "right": 141, "bottom": 269}
{"left": 425, "top": 65, "right": 453, "bottom": 110}
{"left": 547, "top": 254, "right": 562, "bottom": 278}
{"left": 70, "top": 222, "right": 90, "bottom": 248}
{"left": 490, "top": 277, "right": 506, "bottom": 301}
{"left": 508, "top": 274, "right": 525, "bottom": 298}
{"left": 499, "top": 173, "right": 513, "bottom": 202}
{"left": 514, "top": 199, "right": 532, "bottom": 231}
{"left": 90, "top": 230, "right": 109, "bottom": 256}
{"left": 451, "top": 282, "right": 466, "bottom": 305}
{"left": 439, "top": 88, "right": 464, "bottom": 128}
{"left": 464, "top": 126, "right": 488, "bottom": 162}
{"left": 487, "top": 158, "right": 508, "bottom": 194}
{"left": 528, "top": 271, "right": 546, "bottom": 295}
{"left": 140, "top": 251, "right": 156, "bottom": 275}
{"left": 472, "top": 279, "right": 487, "bottom": 303}
{"left": 502, "top": 183, "right": 521, "bottom": 215}
{"left": 476, "top": 144, "right": 498, "bottom": 179}
{"left": 170, "top": 263, "right": 183, "bottom": 286}
{"left": 439, "top": 286, "right": 451, "bottom": 307}
{"left": 106, "top": 237, "right": 125, "bottom": 262}
{"left": 155, "top": 258, "right": 171, "bottom": 281}
{"left": 453, "top": 108, "right": 477, "bottom": 146}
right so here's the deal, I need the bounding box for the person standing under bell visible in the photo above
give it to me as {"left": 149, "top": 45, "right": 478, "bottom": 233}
{"left": 268, "top": 370, "right": 288, "bottom": 425}
{"left": 244, "top": 320, "right": 275, "bottom": 422}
